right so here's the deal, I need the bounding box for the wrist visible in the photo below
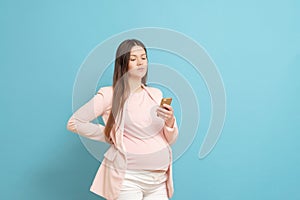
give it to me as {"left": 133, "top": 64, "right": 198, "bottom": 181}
{"left": 165, "top": 116, "right": 175, "bottom": 128}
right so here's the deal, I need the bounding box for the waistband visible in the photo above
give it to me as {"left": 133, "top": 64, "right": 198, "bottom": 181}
{"left": 124, "top": 169, "right": 167, "bottom": 184}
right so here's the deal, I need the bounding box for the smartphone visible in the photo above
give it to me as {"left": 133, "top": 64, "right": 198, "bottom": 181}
{"left": 160, "top": 97, "right": 172, "bottom": 107}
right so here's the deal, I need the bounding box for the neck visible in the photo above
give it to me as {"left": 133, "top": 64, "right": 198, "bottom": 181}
{"left": 128, "top": 78, "right": 143, "bottom": 93}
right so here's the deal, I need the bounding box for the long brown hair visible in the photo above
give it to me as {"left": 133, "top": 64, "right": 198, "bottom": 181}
{"left": 104, "top": 39, "right": 148, "bottom": 143}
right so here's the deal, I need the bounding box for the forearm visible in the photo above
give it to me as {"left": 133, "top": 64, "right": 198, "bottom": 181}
{"left": 67, "top": 116, "right": 106, "bottom": 142}
{"left": 66, "top": 87, "right": 112, "bottom": 143}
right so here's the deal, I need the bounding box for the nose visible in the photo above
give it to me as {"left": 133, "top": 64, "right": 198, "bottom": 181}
{"left": 137, "top": 57, "right": 144, "bottom": 66}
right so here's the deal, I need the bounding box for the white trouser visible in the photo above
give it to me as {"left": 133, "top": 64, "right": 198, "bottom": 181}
{"left": 117, "top": 169, "right": 169, "bottom": 200}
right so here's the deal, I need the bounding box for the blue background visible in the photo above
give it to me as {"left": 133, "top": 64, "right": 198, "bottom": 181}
{"left": 1, "top": 0, "right": 299, "bottom": 199}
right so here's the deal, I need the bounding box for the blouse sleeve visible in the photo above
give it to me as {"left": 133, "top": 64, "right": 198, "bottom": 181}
{"left": 163, "top": 117, "right": 178, "bottom": 145}
{"left": 66, "top": 87, "right": 112, "bottom": 143}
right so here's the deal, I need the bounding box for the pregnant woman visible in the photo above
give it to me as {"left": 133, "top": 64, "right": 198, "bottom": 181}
{"left": 66, "top": 39, "right": 178, "bottom": 200}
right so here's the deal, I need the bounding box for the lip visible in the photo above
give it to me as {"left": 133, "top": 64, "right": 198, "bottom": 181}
{"left": 137, "top": 68, "right": 145, "bottom": 71}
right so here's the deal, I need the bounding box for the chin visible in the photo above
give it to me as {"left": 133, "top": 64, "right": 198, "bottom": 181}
{"left": 129, "top": 71, "right": 147, "bottom": 79}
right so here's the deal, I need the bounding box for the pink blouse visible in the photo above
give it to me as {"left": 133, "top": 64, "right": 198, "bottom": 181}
{"left": 66, "top": 84, "right": 179, "bottom": 199}
{"left": 123, "top": 88, "right": 170, "bottom": 171}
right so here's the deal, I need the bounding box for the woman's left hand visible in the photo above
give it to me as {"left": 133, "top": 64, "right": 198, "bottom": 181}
{"left": 156, "top": 104, "right": 175, "bottom": 128}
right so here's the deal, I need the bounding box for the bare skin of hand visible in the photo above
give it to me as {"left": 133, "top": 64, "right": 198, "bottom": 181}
{"left": 156, "top": 103, "right": 175, "bottom": 128}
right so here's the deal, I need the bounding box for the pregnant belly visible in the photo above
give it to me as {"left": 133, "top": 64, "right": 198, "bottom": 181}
{"left": 124, "top": 132, "right": 170, "bottom": 170}
{"left": 126, "top": 147, "right": 170, "bottom": 170}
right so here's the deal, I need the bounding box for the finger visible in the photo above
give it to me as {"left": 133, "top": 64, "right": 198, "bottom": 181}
{"left": 157, "top": 111, "right": 173, "bottom": 121}
{"left": 162, "top": 104, "right": 173, "bottom": 111}
{"left": 157, "top": 107, "right": 167, "bottom": 114}
{"left": 156, "top": 110, "right": 165, "bottom": 118}
{"left": 157, "top": 108, "right": 170, "bottom": 116}
{"left": 156, "top": 108, "right": 164, "bottom": 117}
{"left": 158, "top": 105, "right": 172, "bottom": 112}
{"left": 156, "top": 110, "right": 169, "bottom": 119}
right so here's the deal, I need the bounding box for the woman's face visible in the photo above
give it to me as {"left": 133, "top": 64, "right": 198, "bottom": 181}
{"left": 127, "top": 45, "right": 148, "bottom": 79}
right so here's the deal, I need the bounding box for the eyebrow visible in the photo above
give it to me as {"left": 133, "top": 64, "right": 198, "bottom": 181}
{"left": 130, "top": 53, "right": 146, "bottom": 57}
